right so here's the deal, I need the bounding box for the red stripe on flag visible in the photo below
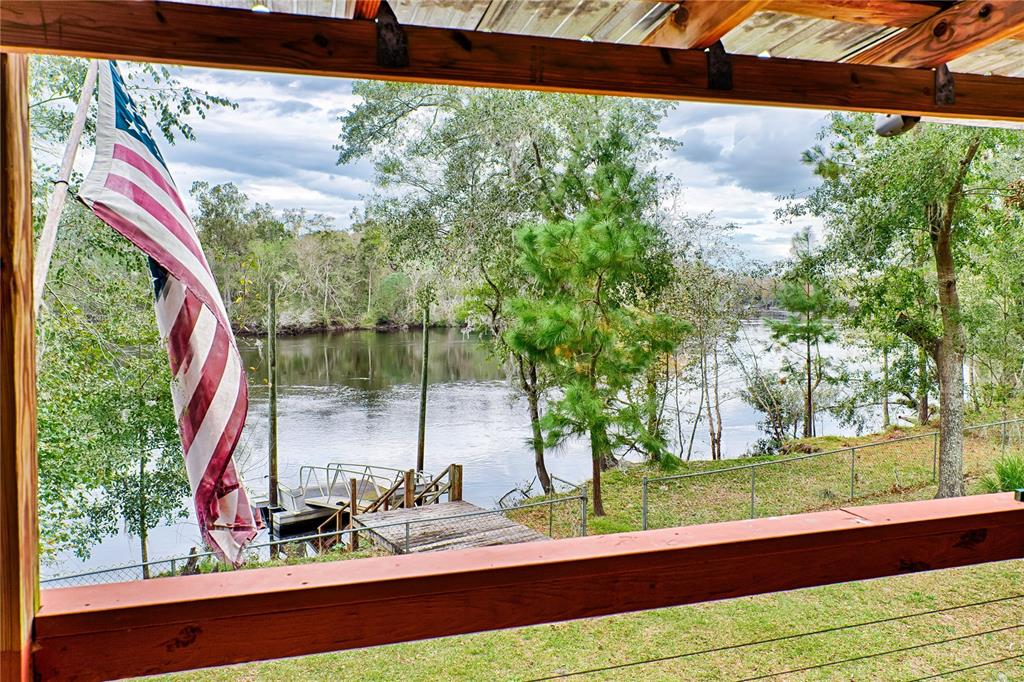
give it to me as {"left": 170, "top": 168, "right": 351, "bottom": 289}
{"left": 104, "top": 174, "right": 209, "bottom": 268}
{"left": 193, "top": 373, "right": 249, "bottom": 529}
{"left": 178, "top": 322, "right": 231, "bottom": 452}
{"left": 112, "top": 143, "right": 189, "bottom": 215}
{"left": 166, "top": 288, "right": 203, "bottom": 376}
{"left": 91, "top": 202, "right": 232, "bottom": 334}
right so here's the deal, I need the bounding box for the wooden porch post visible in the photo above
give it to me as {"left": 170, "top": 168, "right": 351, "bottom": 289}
{"left": 0, "top": 51, "right": 38, "bottom": 682}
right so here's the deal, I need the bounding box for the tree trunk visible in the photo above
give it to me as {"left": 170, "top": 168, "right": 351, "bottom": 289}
{"left": 416, "top": 306, "right": 429, "bottom": 472}
{"left": 881, "top": 347, "right": 891, "bottom": 428}
{"left": 711, "top": 345, "right": 723, "bottom": 458}
{"left": 931, "top": 202, "right": 967, "bottom": 498}
{"left": 589, "top": 427, "right": 607, "bottom": 516}
{"left": 686, "top": 380, "right": 703, "bottom": 462}
{"left": 521, "top": 358, "right": 551, "bottom": 494}
{"left": 917, "top": 347, "right": 930, "bottom": 425}
{"left": 139, "top": 454, "right": 149, "bottom": 579}
{"left": 366, "top": 267, "right": 373, "bottom": 317}
{"left": 700, "top": 343, "right": 717, "bottom": 459}
{"left": 804, "top": 334, "right": 813, "bottom": 438}
{"left": 644, "top": 364, "right": 660, "bottom": 459}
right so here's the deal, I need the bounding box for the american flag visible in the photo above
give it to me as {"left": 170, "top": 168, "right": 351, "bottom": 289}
{"left": 80, "top": 61, "right": 261, "bottom": 565}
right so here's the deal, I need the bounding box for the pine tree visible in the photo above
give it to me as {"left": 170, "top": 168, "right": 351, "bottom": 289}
{"left": 505, "top": 134, "right": 686, "bottom": 516}
{"left": 769, "top": 229, "right": 837, "bottom": 438}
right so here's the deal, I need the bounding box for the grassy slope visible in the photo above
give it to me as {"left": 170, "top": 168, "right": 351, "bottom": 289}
{"left": 157, "top": 423, "right": 1024, "bottom": 681}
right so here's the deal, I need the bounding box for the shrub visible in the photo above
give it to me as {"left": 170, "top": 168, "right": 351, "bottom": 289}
{"left": 979, "top": 452, "right": 1024, "bottom": 493}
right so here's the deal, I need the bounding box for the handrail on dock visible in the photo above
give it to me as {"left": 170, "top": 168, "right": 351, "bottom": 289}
{"left": 312, "top": 464, "right": 465, "bottom": 549}
{"left": 287, "top": 463, "right": 433, "bottom": 508}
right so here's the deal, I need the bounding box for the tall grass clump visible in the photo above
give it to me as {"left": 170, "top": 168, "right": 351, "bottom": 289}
{"left": 979, "top": 451, "right": 1024, "bottom": 493}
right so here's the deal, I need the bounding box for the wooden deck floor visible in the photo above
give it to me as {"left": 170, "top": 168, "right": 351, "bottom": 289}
{"left": 353, "top": 501, "right": 550, "bottom": 554}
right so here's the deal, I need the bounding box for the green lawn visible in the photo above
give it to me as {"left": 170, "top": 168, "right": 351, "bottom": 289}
{"left": 154, "top": 561, "right": 1023, "bottom": 681}
{"left": 153, "top": 423, "right": 1024, "bottom": 681}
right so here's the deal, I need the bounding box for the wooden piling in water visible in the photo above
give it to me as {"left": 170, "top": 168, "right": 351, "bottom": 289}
{"left": 347, "top": 478, "right": 359, "bottom": 552}
{"left": 404, "top": 470, "right": 415, "bottom": 508}
{"left": 450, "top": 464, "right": 463, "bottom": 502}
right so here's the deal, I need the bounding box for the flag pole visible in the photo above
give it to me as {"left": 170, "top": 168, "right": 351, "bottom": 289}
{"left": 34, "top": 59, "right": 99, "bottom": 314}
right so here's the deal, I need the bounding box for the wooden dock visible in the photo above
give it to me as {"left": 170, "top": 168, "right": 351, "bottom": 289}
{"left": 354, "top": 500, "right": 550, "bottom": 554}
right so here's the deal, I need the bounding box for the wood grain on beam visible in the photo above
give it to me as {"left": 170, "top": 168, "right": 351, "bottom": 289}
{"left": 767, "top": 0, "right": 948, "bottom": 28}
{"left": 33, "top": 494, "right": 1024, "bottom": 681}
{"left": 2, "top": 1, "right": 1023, "bottom": 121}
{"left": 0, "top": 51, "right": 37, "bottom": 682}
{"left": 848, "top": 0, "right": 1024, "bottom": 67}
{"left": 642, "top": 0, "right": 770, "bottom": 50}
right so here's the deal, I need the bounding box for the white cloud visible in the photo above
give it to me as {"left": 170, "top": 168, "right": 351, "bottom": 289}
{"left": 142, "top": 66, "right": 829, "bottom": 257}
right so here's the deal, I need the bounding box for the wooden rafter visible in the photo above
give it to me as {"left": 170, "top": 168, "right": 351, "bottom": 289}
{"left": 848, "top": 0, "right": 1024, "bottom": 67}
{"left": 642, "top": 0, "right": 770, "bottom": 50}
{"left": 2, "top": 0, "right": 1023, "bottom": 121}
{"left": 766, "top": 0, "right": 950, "bottom": 28}
{"left": 32, "top": 494, "right": 1024, "bottom": 681}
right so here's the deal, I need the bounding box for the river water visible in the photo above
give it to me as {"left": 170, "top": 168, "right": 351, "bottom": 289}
{"left": 48, "top": 321, "right": 879, "bottom": 575}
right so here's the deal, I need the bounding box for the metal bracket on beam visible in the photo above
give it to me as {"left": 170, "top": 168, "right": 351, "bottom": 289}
{"left": 934, "top": 64, "right": 955, "bottom": 105}
{"left": 376, "top": 1, "right": 408, "bottom": 68}
{"left": 706, "top": 41, "right": 732, "bottom": 91}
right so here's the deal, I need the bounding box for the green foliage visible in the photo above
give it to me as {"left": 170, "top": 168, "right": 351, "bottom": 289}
{"left": 979, "top": 452, "right": 1024, "bottom": 493}
{"left": 30, "top": 56, "right": 235, "bottom": 560}
{"left": 37, "top": 204, "right": 188, "bottom": 560}
{"left": 505, "top": 140, "right": 688, "bottom": 478}
{"left": 189, "top": 182, "right": 427, "bottom": 330}
{"left": 795, "top": 113, "right": 1023, "bottom": 363}
{"left": 29, "top": 56, "right": 234, "bottom": 173}
{"left": 738, "top": 367, "right": 804, "bottom": 452}
{"left": 768, "top": 229, "right": 838, "bottom": 437}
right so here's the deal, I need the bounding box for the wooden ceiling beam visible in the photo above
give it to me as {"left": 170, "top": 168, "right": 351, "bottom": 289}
{"left": 765, "top": 0, "right": 950, "bottom": 28}
{"left": 848, "top": 0, "right": 1024, "bottom": 67}
{"left": 642, "top": 0, "right": 770, "bottom": 50}
{"left": 2, "top": 0, "right": 1024, "bottom": 121}
{"left": 32, "top": 494, "right": 1024, "bottom": 680}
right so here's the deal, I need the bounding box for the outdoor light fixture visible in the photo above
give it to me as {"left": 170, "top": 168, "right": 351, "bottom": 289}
{"left": 874, "top": 113, "right": 921, "bottom": 137}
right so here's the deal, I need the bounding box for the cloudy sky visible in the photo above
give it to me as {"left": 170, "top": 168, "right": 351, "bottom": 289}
{"left": 154, "top": 66, "right": 829, "bottom": 261}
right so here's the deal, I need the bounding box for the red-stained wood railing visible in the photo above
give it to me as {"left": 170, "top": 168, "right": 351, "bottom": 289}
{"left": 33, "top": 493, "right": 1024, "bottom": 681}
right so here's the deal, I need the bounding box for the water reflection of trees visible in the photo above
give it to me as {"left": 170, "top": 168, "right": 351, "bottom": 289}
{"left": 240, "top": 329, "right": 503, "bottom": 393}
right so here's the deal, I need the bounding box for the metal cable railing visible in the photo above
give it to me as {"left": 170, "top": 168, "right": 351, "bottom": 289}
{"left": 641, "top": 417, "right": 1024, "bottom": 530}
{"left": 41, "top": 490, "right": 587, "bottom": 587}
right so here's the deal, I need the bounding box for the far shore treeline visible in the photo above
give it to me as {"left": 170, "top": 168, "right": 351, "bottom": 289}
{"left": 30, "top": 57, "right": 1024, "bottom": 561}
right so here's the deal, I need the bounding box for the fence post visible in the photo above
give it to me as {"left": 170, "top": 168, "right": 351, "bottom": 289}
{"left": 548, "top": 499, "right": 554, "bottom": 537}
{"left": 1001, "top": 422, "right": 1007, "bottom": 455}
{"left": 849, "top": 448, "right": 856, "bottom": 500}
{"left": 580, "top": 489, "right": 588, "bottom": 537}
{"left": 404, "top": 469, "right": 415, "bottom": 508}
{"left": 347, "top": 478, "right": 359, "bottom": 552}
{"left": 932, "top": 432, "right": 939, "bottom": 483}
{"left": 641, "top": 476, "right": 649, "bottom": 531}
{"left": 750, "top": 467, "right": 756, "bottom": 519}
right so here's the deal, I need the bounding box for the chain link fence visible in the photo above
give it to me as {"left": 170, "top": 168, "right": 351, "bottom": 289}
{"left": 641, "top": 418, "right": 1024, "bottom": 531}
{"left": 41, "top": 491, "right": 586, "bottom": 588}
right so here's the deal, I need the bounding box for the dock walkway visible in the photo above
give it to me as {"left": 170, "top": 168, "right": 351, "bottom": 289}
{"left": 354, "top": 500, "right": 549, "bottom": 554}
